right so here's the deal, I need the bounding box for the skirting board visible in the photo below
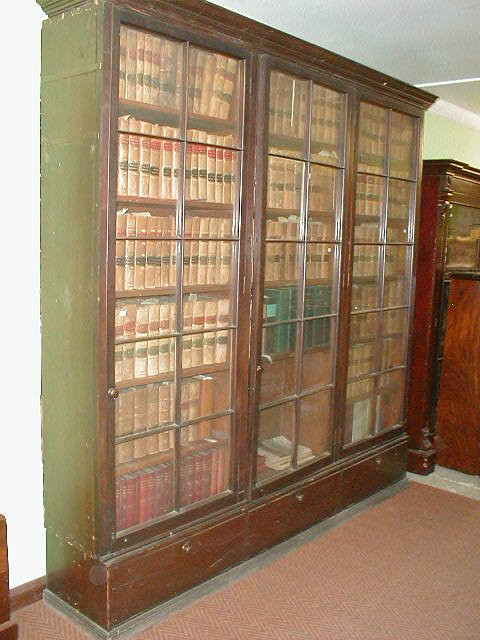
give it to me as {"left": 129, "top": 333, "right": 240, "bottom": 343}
{"left": 44, "top": 477, "right": 409, "bottom": 639}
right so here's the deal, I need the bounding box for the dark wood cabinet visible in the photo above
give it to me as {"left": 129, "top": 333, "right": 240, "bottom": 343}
{"left": 407, "top": 160, "right": 480, "bottom": 474}
{"left": 37, "top": 0, "right": 435, "bottom": 635}
{"left": 434, "top": 274, "right": 480, "bottom": 474}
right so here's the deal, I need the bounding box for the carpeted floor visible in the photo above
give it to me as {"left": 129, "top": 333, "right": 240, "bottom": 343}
{"left": 13, "top": 482, "right": 480, "bottom": 639}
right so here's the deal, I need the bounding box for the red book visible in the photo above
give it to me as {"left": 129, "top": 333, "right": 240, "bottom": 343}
{"left": 210, "top": 446, "right": 220, "bottom": 497}
{"left": 200, "top": 450, "right": 212, "bottom": 500}
{"left": 192, "top": 453, "right": 203, "bottom": 504}
{"left": 138, "top": 469, "right": 151, "bottom": 524}
{"left": 125, "top": 473, "right": 139, "bottom": 529}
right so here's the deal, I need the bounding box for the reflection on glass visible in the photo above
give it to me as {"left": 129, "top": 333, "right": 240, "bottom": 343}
{"left": 187, "top": 48, "right": 242, "bottom": 145}
{"left": 375, "top": 370, "right": 405, "bottom": 432}
{"left": 268, "top": 72, "right": 308, "bottom": 158}
{"left": 298, "top": 390, "right": 332, "bottom": 462}
{"left": 181, "top": 329, "right": 230, "bottom": 370}
{"left": 350, "top": 311, "right": 379, "bottom": 345}
{"left": 348, "top": 341, "right": 376, "bottom": 381}
{"left": 387, "top": 179, "right": 412, "bottom": 243}
{"left": 264, "top": 241, "right": 301, "bottom": 284}
{"left": 115, "top": 239, "right": 178, "bottom": 292}
{"left": 183, "top": 144, "right": 237, "bottom": 206}
{"left": 357, "top": 102, "right": 388, "bottom": 175}
{"left": 115, "top": 295, "right": 177, "bottom": 344}
{"left": 301, "top": 318, "right": 335, "bottom": 392}
{"left": 257, "top": 402, "right": 296, "bottom": 482}
{"left": 179, "top": 415, "right": 230, "bottom": 507}
{"left": 446, "top": 204, "right": 480, "bottom": 269}
{"left": 355, "top": 174, "right": 385, "bottom": 242}
{"left": 351, "top": 246, "right": 380, "bottom": 312}
{"left": 181, "top": 371, "right": 230, "bottom": 423}
{"left": 390, "top": 112, "right": 416, "bottom": 180}
{"left": 182, "top": 239, "right": 233, "bottom": 287}
{"left": 304, "top": 283, "right": 332, "bottom": 318}
{"left": 119, "top": 27, "right": 183, "bottom": 129}
{"left": 381, "top": 309, "right": 407, "bottom": 370}
{"left": 259, "top": 325, "right": 297, "bottom": 406}
{"left": 116, "top": 452, "right": 175, "bottom": 531}
{"left": 310, "top": 84, "right": 344, "bottom": 165}
{"left": 307, "top": 164, "right": 340, "bottom": 242}
{"left": 114, "top": 338, "right": 176, "bottom": 383}
{"left": 345, "top": 378, "right": 374, "bottom": 444}
{"left": 384, "top": 245, "right": 408, "bottom": 278}
{"left": 306, "top": 243, "right": 334, "bottom": 283}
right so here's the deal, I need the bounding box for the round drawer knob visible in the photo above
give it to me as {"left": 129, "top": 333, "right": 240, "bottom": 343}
{"left": 295, "top": 493, "right": 304, "bottom": 502}
{"left": 107, "top": 387, "right": 119, "bottom": 399}
{"left": 182, "top": 542, "right": 192, "bottom": 553}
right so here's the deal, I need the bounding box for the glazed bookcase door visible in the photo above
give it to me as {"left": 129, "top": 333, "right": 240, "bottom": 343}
{"left": 445, "top": 203, "right": 480, "bottom": 271}
{"left": 112, "top": 23, "right": 245, "bottom": 535}
{"left": 253, "top": 67, "right": 346, "bottom": 487}
{"left": 344, "top": 104, "right": 419, "bottom": 446}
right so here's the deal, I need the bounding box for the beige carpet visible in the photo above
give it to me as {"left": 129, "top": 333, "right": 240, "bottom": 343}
{"left": 13, "top": 482, "right": 480, "bottom": 639}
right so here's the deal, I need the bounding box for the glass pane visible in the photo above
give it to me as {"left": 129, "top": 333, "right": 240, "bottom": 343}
{"left": 345, "top": 378, "right": 374, "bottom": 444}
{"left": 116, "top": 239, "right": 178, "bottom": 293}
{"left": 390, "top": 112, "right": 417, "bottom": 180}
{"left": 116, "top": 209, "right": 176, "bottom": 239}
{"left": 301, "top": 318, "right": 335, "bottom": 392}
{"left": 184, "top": 143, "right": 238, "bottom": 208}
{"left": 180, "top": 371, "right": 230, "bottom": 423}
{"left": 306, "top": 243, "right": 335, "bottom": 284}
{"left": 117, "top": 134, "right": 183, "bottom": 205}
{"left": 179, "top": 415, "right": 230, "bottom": 507}
{"left": 182, "top": 329, "right": 231, "bottom": 370}
{"left": 351, "top": 245, "right": 380, "bottom": 311}
{"left": 357, "top": 102, "right": 388, "bottom": 175}
{"left": 256, "top": 402, "right": 296, "bottom": 483}
{"left": 387, "top": 179, "right": 412, "bottom": 243}
{"left": 183, "top": 239, "right": 234, "bottom": 287}
{"left": 354, "top": 174, "right": 385, "bottom": 242}
{"left": 348, "top": 312, "right": 379, "bottom": 381}
{"left": 384, "top": 246, "right": 410, "bottom": 305}
{"left": 307, "top": 164, "right": 340, "bottom": 242}
{"left": 115, "top": 337, "right": 175, "bottom": 384}
{"left": 268, "top": 71, "right": 308, "bottom": 159}
{"left": 310, "top": 84, "right": 344, "bottom": 166}
{"left": 119, "top": 27, "right": 183, "bottom": 131}
{"left": 266, "top": 157, "right": 303, "bottom": 240}
{"left": 259, "top": 322, "right": 297, "bottom": 405}
{"left": 375, "top": 369, "right": 405, "bottom": 432}
{"left": 264, "top": 241, "right": 301, "bottom": 285}
{"left": 298, "top": 390, "right": 333, "bottom": 462}
{"left": 115, "top": 381, "right": 175, "bottom": 442}
{"left": 263, "top": 287, "right": 299, "bottom": 324}
{"left": 304, "top": 283, "right": 333, "bottom": 318}
{"left": 381, "top": 309, "right": 407, "bottom": 370}
{"left": 187, "top": 48, "right": 242, "bottom": 145}
{"left": 446, "top": 204, "right": 480, "bottom": 270}
{"left": 116, "top": 454, "right": 175, "bottom": 531}
{"left": 115, "top": 296, "right": 176, "bottom": 343}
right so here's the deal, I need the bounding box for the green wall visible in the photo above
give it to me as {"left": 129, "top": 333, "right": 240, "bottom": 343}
{"left": 424, "top": 111, "right": 480, "bottom": 168}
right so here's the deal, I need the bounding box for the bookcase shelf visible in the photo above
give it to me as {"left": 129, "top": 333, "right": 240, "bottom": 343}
{"left": 38, "top": 0, "right": 434, "bottom": 634}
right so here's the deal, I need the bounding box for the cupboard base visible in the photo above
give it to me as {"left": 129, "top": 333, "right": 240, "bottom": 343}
{"left": 46, "top": 440, "right": 407, "bottom": 634}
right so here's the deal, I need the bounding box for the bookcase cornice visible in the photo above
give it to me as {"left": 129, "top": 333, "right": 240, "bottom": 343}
{"left": 36, "top": 0, "right": 89, "bottom": 16}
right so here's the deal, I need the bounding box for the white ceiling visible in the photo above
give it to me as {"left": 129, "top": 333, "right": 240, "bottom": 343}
{"left": 211, "top": 0, "right": 480, "bottom": 117}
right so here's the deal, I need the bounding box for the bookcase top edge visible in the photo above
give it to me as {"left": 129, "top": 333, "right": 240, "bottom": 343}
{"left": 36, "top": 0, "right": 90, "bottom": 16}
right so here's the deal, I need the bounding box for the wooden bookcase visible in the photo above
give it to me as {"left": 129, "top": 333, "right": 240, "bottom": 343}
{"left": 37, "top": 0, "right": 435, "bottom": 635}
{"left": 407, "top": 160, "right": 480, "bottom": 474}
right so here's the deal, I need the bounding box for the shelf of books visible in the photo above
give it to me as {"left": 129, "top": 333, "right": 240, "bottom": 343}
{"left": 344, "top": 103, "right": 417, "bottom": 445}
{"left": 255, "top": 70, "right": 345, "bottom": 485}
{"left": 114, "top": 26, "right": 244, "bottom": 533}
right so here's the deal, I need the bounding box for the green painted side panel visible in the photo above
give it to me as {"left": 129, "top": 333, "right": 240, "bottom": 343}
{"left": 41, "top": 4, "right": 103, "bottom": 553}
{"left": 41, "top": 2, "right": 99, "bottom": 79}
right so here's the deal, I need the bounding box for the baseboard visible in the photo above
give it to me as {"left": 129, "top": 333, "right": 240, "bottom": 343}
{"left": 10, "top": 576, "right": 46, "bottom": 612}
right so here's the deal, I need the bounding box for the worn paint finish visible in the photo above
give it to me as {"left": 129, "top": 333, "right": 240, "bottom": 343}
{"left": 41, "top": 3, "right": 103, "bottom": 555}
